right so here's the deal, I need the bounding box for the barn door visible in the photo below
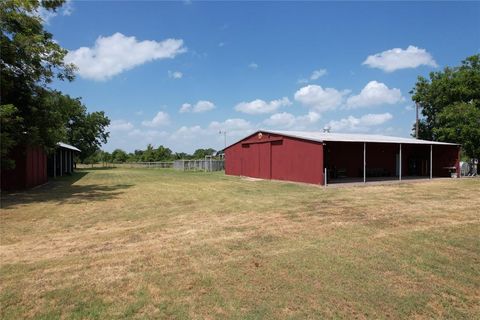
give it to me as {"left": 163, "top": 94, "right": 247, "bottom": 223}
{"left": 258, "top": 142, "right": 271, "bottom": 179}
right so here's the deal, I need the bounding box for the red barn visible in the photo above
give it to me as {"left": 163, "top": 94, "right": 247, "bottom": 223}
{"left": 224, "top": 130, "right": 460, "bottom": 185}
{"left": 1, "top": 142, "right": 80, "bottom": 191}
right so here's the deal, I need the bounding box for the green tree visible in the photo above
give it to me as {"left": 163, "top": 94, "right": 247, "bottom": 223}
{"left": 174, "top": 152, "right": 190, "bottom": 160}
{"left": 112, "top": 149, "right": 128, "bottom": 163}
{"left": 141, "top": 144, "right": 155, "bottom": 162}
{"left": 0, "top": 105, "right": 23, "bottom": 169}
{"left": 154, "top": 145, "right": 173, "bottom": 161}
{"left": 68, "top": 110, "right": 110, "bottom": 162}
{"left": 192, "top": 148, "right": 216, "bottom": 159}
{"left": 433, "top": 102, "right": 480, "bottom": 161}
{"left": 35, "top": 90, "right": 110, "bottom": 162}
{"left": 411, "top": 54, "right": 480, "bottom": 159}
{"left": 1, "top": 0, "right": 76, "bottom": 167}
{"left": 130, "top": 149, "right": 144, "bottom": 162}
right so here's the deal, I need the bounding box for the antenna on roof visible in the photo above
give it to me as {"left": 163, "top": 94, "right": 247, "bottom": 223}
{"left": 323, "top": 126, "right": 331, "bottom": 133}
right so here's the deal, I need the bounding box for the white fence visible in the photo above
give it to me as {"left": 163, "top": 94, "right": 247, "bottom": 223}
{"left": 82, "top": 160, "right": 225, "bottom": 172}
{"left": 126, "top": 162, "right": 173, "bottom": 168}
{"left": 173, "top": 160, "right": 224, "bottom": 172}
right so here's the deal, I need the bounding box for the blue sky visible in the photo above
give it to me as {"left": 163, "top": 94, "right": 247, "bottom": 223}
{"left": 46, "top": 1, "right": 480, "bottom": 153}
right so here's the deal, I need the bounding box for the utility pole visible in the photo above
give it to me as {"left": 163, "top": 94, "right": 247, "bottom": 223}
{"left": 219, "top": 130, "right": 227, "bottom": 149}
{"left": 415, "top": 102, "right": 419, "bottom": 139}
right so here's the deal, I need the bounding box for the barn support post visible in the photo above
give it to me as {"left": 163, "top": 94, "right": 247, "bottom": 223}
{"left": 324, "top": 167, "right": 327, "bottom": 187}
{"left": 430, "top": 145, "right": 433, "bottom": 179}
{"left": 53, "top": 150, "right": 56, "bottom": 178}
{"left": 60, "top": 149, "right": 63, "bottom": 176}
{"left": 399, "top": 143, "right": 402, "bottom": 181}
{"left": 363, "top": 142, "right": 366, "bottom": 183}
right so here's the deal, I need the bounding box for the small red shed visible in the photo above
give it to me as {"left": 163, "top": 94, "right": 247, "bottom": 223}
{"left": 1, "top": 142, "right": 81, "bottom": 191}
{"left": 224, "top": 130, "right": 461, "bottom": 185}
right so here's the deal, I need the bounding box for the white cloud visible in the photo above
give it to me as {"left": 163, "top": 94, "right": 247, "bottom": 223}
{"left": 294, "top": 85, "right": 347, "bottom": 112}
{"left": 248, "top": 62, "right": 258, "bottom": 69}
{"left": 263, "top": 112, "right": 296, "bottom": 127}
{"left": 310, "top": 69, "right": 327, "bottom": 80}
{"left": 193, "top": 100, "right": 215, "bottom": 112}
{"left": 104, "top": 124, "right": 169, "bottom": 152}
{"left": 298, "top": 69, "right": 327, "bottom": 84}
{"left": 327, "top": 113, "right": 393, "bottom": 132}
{"left": 168, "top": 70, "right": 183, "bottom": 79}
{"left": 179, "top": 103, "right": 192, "bottom": 113}
{"left": 235, "top": 97, "right": 291, "bottom": 115}
{"left": 179, "top": 100, "right": 215, "bottom": 113}
{"left": 209, "top": 118, "right": 253, "bottom": 132}
{"left": 108, "top": 120, "right": 134, "bottom": 132}
{"left": 141, "top": 111, "right": 170, "bottom": 127}
{"left": 263, "top": 111, "right": 321, "bottom": 129}
{"left": 346, "top": 81, "right": 403, "bottom": 108}
{"left": 170, "top": 125, "right": 206, "bottom": 141}
{"left": 363, "top": 45, "right": 438, "bottom": 72}
{"left": 65, "top": 33, "right": 186, "bottom": 81}
{"left": 297, "top": 111, "right": 321, "bottom": 125}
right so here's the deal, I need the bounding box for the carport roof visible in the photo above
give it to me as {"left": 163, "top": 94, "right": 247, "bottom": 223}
{"left": 225, "top": 130, "right": 459, "bottom": 149}
{"left": 57, "top": 142, "right": 81, "bottom": 152}
{"left": 264, "top": 130, "right": 459, "bottom": 146}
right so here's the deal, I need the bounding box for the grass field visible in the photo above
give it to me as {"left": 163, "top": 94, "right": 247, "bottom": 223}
{"left": 1, "top": 168, "right": 479, "bottom": 319}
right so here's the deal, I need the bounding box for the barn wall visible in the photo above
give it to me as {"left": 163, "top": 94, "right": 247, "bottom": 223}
{"left": 271, "top": 137, "right": 324, "bottom": 184}
{"left": 1, "top": 146, "right": 27, "bottom": 190}
{"left": 25, "top": 145, "right": 47, "bottom": 188}
{"left": 1, "top": 145, "right": 48, "bottom": 191}
{"left": 225, "top": 132, "right": 325, "bottom": 185}
{"left": 225, "top": 143, "right": 243, "bottom": 176}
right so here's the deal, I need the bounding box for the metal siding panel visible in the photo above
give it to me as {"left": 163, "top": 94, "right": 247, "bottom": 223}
{"left": 243, "top": 144, "right": 259, "bottom": 178}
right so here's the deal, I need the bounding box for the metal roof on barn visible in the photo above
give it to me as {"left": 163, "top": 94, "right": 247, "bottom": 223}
{"left": 226, "top": 130, "right": 459, "bottom": 149}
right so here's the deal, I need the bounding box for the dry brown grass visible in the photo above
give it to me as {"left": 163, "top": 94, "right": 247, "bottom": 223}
{"left": 1, "top": 168, "right": 479, "bottom": 319}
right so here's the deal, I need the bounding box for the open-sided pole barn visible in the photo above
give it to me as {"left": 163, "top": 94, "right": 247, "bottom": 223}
{"left": 224, "top": 130, "right": 460, "bottom": 185}
{"left": 47, "top": 142, "right": 81, "bottom": 178}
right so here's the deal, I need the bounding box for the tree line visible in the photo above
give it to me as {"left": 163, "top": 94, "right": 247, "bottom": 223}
{"left": 86, "top": 146, "right": 220, "bottom": 164}
{"left": 1, "top": 0, "right": 110, "bottom": 169}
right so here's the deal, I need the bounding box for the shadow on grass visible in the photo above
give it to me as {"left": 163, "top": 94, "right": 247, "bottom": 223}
{"left": 1, "top": 171, "right": 133, "bottom": 210}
